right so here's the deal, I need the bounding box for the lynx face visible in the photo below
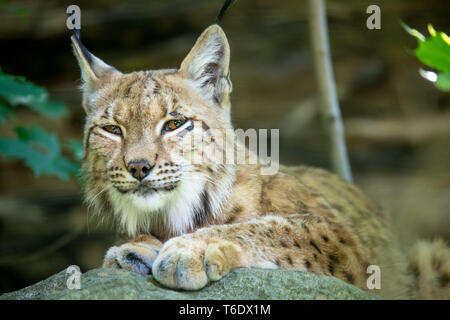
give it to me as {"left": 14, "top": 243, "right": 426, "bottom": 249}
{"left": 73, "top": 25, "right": 235, "bottom": 237}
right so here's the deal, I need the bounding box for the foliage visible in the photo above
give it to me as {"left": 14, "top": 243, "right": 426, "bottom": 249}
{"left": 0, "top": 69, "right": 82, "bottom": 180}
{"left": 0, "top": 0, "right": 25, "bottom": 16}
{"left": 403, "top": 23, "right": 450, "bottom": 92}
{"left": 0, "top": 72, "right": 67, "bottom": 121}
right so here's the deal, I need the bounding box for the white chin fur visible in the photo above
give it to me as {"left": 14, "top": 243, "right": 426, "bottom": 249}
{"left": 108, "top": 173, "right": 208, "bottom": 237}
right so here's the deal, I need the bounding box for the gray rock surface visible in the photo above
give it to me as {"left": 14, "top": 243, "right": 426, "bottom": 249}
{"left": 0, "top": 267, "right": 380, "bottom": 300}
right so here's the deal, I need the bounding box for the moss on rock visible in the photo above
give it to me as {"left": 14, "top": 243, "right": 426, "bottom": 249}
{"left": 0, "top": 267, "right": 380, "bottom": 300}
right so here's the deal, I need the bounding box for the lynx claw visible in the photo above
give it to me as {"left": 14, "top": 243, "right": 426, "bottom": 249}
{"left": 152, "top": 237, "right": 241, "bottom": 290}
{"left": 103, "top": 243, "right": 159, "bottom": 275}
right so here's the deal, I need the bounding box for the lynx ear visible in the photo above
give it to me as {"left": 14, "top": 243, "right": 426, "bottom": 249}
{"left": 71, "top": 35, "right": 121, "bottom": 111}
{"left": 179, "top": 24, "right": 232, "bottom": 108}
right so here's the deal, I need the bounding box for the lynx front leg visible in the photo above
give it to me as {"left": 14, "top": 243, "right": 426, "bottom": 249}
{"left": 152, "top": 214, "right": 369, "bottom": 290}
{"left": 152, "top": 236, "right": 243, "bottom": 290}
{"left": 103, "top": 234, "right": 163, "bottom": 275}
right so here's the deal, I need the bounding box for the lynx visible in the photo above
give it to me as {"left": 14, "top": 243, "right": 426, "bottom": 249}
{"left": 71, "top": 24, "right": 450, "bottom": 299}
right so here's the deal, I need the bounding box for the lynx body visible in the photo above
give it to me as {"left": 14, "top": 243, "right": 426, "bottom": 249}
{"left": 72, "top": 25, "right": 450, "bottom": 299}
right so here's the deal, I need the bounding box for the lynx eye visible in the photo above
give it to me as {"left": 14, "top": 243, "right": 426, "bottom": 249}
{"left": 102, "top": 125, "right": 122, "bottom": 135}
{"left": 162, "top": 118, "right": 187, "bottom": 133}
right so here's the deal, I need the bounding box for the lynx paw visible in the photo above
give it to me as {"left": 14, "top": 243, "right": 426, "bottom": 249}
{"left": 103, "top": 242, "right": 159, "bottom": 275}
{"left": 152, "top": 237, "right": 242, "bottom": 290}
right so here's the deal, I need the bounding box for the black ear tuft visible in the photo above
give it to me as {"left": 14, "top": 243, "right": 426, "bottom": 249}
{"left": 215, "top": 0, "right": 236, "bottom": 25}
{"left": 70, "top": 27, "right": 121, "bottom": 112}
{"left": 71, "top": 33, "right": 96, "bottom": 68}
{"left": 73, "top": 28, "right": 81, "bottom": 41}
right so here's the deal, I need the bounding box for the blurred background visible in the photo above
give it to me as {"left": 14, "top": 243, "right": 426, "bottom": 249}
{"left": 0, "top": 0, "right": 449, "bottom": 293}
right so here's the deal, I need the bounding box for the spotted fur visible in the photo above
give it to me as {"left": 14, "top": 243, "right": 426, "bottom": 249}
{"left": 72, "top": 25, "right": 450, "bottom": 299}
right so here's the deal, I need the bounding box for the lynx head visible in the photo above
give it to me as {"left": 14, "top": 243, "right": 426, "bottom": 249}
{"left": 72, "top": 25, "right": 235, "bottom": 238}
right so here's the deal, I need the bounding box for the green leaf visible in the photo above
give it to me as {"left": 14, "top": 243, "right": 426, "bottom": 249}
{"left": 0, "top": 74, "right": 67, "bottom": 117}
{"left": 30, "top": 100, "right": 67, "bottom": 118}
{"left": 66, "top": 139, "right": 84, "bottom": 162}
{"left": 436, "top": 72, "right": 450, "bottom": 91}
{"left": 403, "top": 23, "right": 450, "bottom": 72}
{"left": 0, "top": 69, "right": 76, "bottom": 181}
{"left": 14, "top": 126, "right": 60, "bottom": 156}
{"left": 0, "top": 74, "right": 46, "bottom": 103}
{"left": 51, "top": 156, "right": 80, "bottom": 179}
{"left": 416, "top": 26, "right": 450, "bottom": 72}
{"left": 12, "top": 7, "right": 26, "bottom": 18}
{"left": 0, "top": 100, "right": 13, "bottom": 123}
{"left": 0, "top": 126, "right": 80, "bottom": 180}
{"left": 401, "top": 22, "right": 425, "bottom": 41}
{"left": 403, "top": 23, "right": 450, "bottom": 92}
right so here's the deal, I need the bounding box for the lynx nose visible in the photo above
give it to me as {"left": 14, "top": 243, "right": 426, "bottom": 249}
{"left": 127, "top": 159, "right": 153, "bottom": 181}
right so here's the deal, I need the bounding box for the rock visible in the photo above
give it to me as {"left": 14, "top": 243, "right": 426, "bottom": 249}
{"left": 0, "top": 267, "right": 379, "bottom": 300}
